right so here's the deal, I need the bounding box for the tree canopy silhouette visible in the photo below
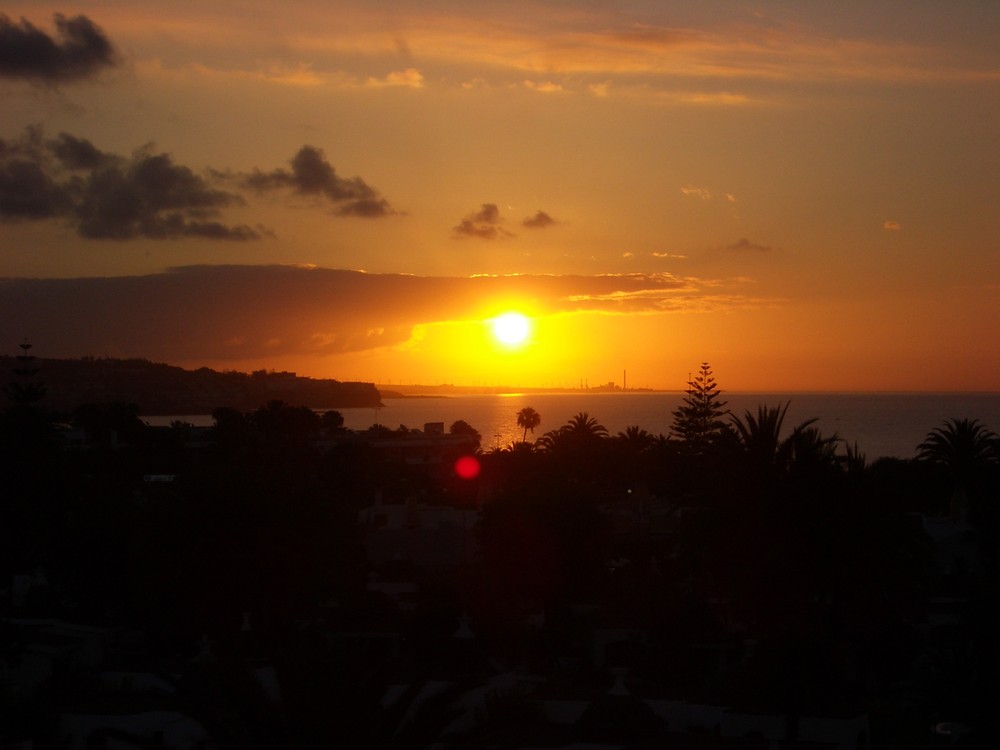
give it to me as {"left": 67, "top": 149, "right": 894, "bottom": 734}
{"left": 671, "top": 363, "right": 728, "bottom": 452}
{"left": 917, "top": 417, "right": 998, "bottom": 518}
{"left": 917, "top": 418, "right": 998, "bottom": 479}
{"left": 516, "top": 406, "right": 541, "bottom": 443}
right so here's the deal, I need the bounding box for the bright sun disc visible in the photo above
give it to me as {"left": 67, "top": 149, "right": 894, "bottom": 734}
{"left": 492, "top": 312, "right": 531, "bottom": 346}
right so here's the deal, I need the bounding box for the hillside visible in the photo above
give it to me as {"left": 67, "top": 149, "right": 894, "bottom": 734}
{"left": 0, "top": 356, "right": 382, "bottom": 415}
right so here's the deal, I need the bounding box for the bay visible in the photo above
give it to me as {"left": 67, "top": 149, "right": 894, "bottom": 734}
{"left": 145, "top": 392, "right": 1000, "bottom": 461}
{"left": 337, "top": 391, "right": 1000, "bottom": 461}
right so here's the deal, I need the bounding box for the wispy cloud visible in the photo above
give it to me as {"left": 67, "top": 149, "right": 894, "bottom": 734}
{"left": 108, "top": 4, "right": 1000, "bottom": 95}
{"left": 364, "top": 67, "right": 425, "bottom": 89}
{"left": 461, "top": 77, "right": 490, "bottom": 90}
{"left": 523, "top": 80, "right": 564, "bottom": 93}
{"left": 883, "top": 220, "right": 901, "bottom": 230}
{"left": 588, "top": 81, "right": 611, "bottom": 97}
{"left": 257, "top": 62, "right": 325, "bottom": 87}
{"left": 682, "top": 185, "right": 737, "bottom": 201}
{"left": 681, "top": 185, "right": 714, "bottom": 200}
{"left": 678, "top": 92, "right": 750, "bottom": 106}
{"left": 725, "top": 238, "right": 774, "bottom": 252}
{"left": 272, "top": 11, "right": 1000, "bottom": 86}
{"left": 146, "top": 61, "right": 423, "bottom": 92}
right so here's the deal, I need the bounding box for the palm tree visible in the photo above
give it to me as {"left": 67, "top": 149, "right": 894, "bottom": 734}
{"left": 516, "top": 406, "right": 541, "bottom": 443}
{"left": 918, "top": 418, "right": 998, "bottom": 517}
{"left": 729, "top": 403, "right": 839, "bottom": 493}
{"left": 917, "top": 418, "right": 998, "bottom": 476}
{"left": 536, "top": 412, "right": 609, "bottom": 480}
{"left": 729, "top": 402, "right": 796, "bottom": 476}
{"left": 616, "top": 425, "right": 655, "bottom": 453}
{"left": 614, "top": 425, "right": 656, "bottom": 490}
{"left": 562, "top": 411, "right": 608, "bottom": 439}
{"left": 842, "top": 441, "right": 867, "bottom": 476}
{"left": 783, "top": 423, "right": 842, "bottom": 487}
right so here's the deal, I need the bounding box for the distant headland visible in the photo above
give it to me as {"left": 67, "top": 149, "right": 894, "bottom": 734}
{"left": 0, "top": 356, "right": 382, "bottom": 414}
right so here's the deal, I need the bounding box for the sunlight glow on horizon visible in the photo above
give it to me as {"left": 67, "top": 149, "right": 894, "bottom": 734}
{"left": 2, "top": 2, "right": 998, "bottom": 392}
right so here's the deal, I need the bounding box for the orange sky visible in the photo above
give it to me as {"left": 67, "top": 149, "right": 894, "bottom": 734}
{"left": 2, "top": 1, "right": 999, "bottom": 391}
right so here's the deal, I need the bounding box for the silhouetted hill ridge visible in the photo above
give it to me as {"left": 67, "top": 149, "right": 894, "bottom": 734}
{"left": 0, "top": 355, "right": 382, "bottom": 414}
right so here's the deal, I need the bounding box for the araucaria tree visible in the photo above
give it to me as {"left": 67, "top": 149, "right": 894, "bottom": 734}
{"left": 671, "top": 363, "right": 728, "bottom": 452}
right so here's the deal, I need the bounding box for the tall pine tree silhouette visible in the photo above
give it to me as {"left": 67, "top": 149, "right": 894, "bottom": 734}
{"left": 671, "top": 363, "right": 728, "bottom": 453}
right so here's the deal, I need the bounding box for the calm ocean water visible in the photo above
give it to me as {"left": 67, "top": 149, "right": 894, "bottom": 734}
{"left": 344, "top": 392, "right": 1000, "bottom": 460}
{"left": 147, "top": 392, "right": 1000, "bottom": 461}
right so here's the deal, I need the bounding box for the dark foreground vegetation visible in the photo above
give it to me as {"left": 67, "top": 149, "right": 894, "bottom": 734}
{"left": 2, "top": 358, "right": 999, "bottom": 749}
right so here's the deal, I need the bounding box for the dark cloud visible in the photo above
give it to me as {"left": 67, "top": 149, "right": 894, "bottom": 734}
{"left": 338, "top": 196, "right": 394, "bottom": 218}
{"left": 244, "top": 145, "right": 394, "bottom": 217}
{"left": 0, "top": 157, "right": 72, "bottom": 219}
{"left": 726, "top": 237, "right": 773, "bottom": 252}
{"left": 0, "top": 123, "right": 47, "bottom": 162}
{"left": 0, "top": 266, "right": 713, "bottom": 363}
{"left": 453, "top": 203, "right": 514, "bottom": 239}
{"left": 0, "top": 127, "right": 262, "bottom": 240}
{"left": 76, "top": 149, "right": 255, "bottom": 240}
{"left": 49, "top": 132, "right": 112, "bottom": 170}
{"left": 522, "top": 210, "right": 557, "bottom": 229}
{"left": 0, "top": 13, "right": 119, "bottom": 83}
{"left": 2, "top": 129, "right": 394, "bottom": 237}
{"left": 0, "top": 127, "right": 68, "bottom": 218}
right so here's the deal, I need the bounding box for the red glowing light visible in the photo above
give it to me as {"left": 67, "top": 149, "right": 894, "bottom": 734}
{"left": 454, "top": 455, "right": 480, "bottom": 479}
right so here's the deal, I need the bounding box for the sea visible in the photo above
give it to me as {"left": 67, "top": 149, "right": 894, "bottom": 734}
{"left": 146, "top": 392, "right": 1000, "bottom": 461}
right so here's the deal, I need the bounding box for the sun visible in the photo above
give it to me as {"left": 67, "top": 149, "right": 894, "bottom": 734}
{"left": 491, "top": 312, "right": 532, "bottom": 347}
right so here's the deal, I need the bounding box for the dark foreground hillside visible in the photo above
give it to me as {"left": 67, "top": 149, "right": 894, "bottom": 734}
{"left": 2, "top": 363, "right": 998, "bottom": 748}
{"left": 0, "top": 356, "right": 382, "bottom": 414}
